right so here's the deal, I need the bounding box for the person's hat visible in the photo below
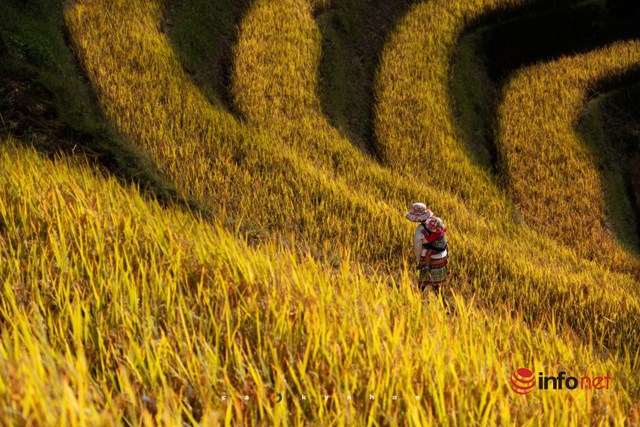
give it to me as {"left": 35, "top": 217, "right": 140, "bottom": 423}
{"left": 405, "top": 202, "right": 433, "bottom": 222}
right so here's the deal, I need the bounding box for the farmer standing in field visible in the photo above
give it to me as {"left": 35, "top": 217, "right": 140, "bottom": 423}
{"left": 406, "top": 203, "right": 449, "bottom": 294}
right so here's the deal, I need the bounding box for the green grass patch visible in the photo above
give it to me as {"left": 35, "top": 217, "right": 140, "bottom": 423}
{"left": 579, "top": 84, "right": 640, "bottom": 254}
{"left": 0, "top": 0, "right": 190, "bottom": 210}
{"left": 449, "top": 0, "right": 635, "bottom": 175}
{"left": 450, "top": 29, "right": 498, "bottom": 174}
{"left": 315, "top": 0, "right": 413, "bottom": 156}
{"left": 165, "top": 0, "right": 251, "bottom": 111}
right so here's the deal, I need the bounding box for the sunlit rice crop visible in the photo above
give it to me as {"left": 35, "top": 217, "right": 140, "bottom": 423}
{"left": 496, "top": 40, "right": 640, "bottom": 273}
{"left": 0, "top": 0, "right": 628, "bottom": 423}
{"left": 1, "top": 139, "right": 637, "bottom": 425}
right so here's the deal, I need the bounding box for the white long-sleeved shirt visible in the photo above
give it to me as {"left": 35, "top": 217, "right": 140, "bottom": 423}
{"left": 413, "top": 224, "right": 447, "bottom": 262}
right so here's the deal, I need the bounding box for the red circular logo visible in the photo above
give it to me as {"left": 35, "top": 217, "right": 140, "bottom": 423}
{"left": 510, "top": 368, "right": 535, "bottom": 395}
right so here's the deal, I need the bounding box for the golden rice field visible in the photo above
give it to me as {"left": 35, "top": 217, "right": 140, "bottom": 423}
{"left": 0, "top": 0, "right": 639, "bottom": 424}
{"left": 497, "top": 40, "right": 640, "bottom": 273}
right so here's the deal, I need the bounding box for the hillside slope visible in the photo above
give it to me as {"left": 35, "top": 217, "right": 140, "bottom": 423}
{"left": 0, "top": 0, "right": 639, "bottom": 424}
{"left": 0, "top": 138, "right": 636, "bottom": 425}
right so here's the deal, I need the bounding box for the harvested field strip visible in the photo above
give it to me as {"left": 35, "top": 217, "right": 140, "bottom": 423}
{"left": 315, "top": 0, "right": 416, "bottom": 154}
{"left": 450, "top": 0, "right": 640, "bottom": 174}
{"left": 166, "top": 0, "right": 251, "bottom": 110}
{"left": 476, "top": 0, "right": 640, "bottom": 82}
{"left": 578, "top": 82, "right": 640, "bottom": 253}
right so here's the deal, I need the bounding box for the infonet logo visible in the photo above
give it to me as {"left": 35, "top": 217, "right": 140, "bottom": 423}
{"left": 509, "top": 368, "right": 611, "bottom": 395}
{"left": 510, "top": 368, "right": 611, "bottom": 394}
{"left": 510, "top": 368, "right": 536, "bottom": 395}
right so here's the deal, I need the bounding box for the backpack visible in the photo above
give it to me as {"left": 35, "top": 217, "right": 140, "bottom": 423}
{"left": 420, "top": 217, "right": 448, "bottom": 253}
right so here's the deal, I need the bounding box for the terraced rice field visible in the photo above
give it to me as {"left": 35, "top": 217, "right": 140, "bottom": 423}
{"left": 0, "top": 0, "right": 639, "bottom": 424}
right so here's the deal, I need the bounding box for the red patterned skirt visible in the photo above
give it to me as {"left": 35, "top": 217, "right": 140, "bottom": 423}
{"left": 419, "top": 256, "right": 449, "bottom": 285}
